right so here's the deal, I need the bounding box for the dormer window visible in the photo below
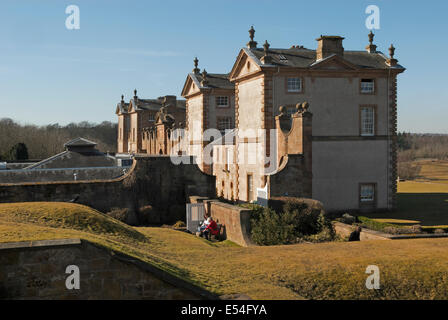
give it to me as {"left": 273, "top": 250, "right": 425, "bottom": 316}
{"left": 286, "top": 77, "right": 302, "bottom": 93}
{"left": 216, "top": 96, "right": 229, "bottom": 108}
{"left": 360, "top": 79, "right": 375, "bottom": 94}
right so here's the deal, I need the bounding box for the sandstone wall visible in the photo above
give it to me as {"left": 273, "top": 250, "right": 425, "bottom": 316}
{"left": 0, "top": 156, "right": 215, "bottom": 224}
{"left": 0, "top": 167, "right": 128, "bottom": 183}
{"left": 0, "top": 239, "right": 215, "bottom": 300}
{"left": 208, "top": 201, "right": 254, "bottom": 247}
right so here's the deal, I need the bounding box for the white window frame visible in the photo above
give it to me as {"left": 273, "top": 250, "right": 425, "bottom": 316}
{"left": 360, "top": 106, "right": 375, "bottom": 136}
{"left": 287, "top": 77, "right": 302, "bottom": 93}
{"left": 217, "top": 117, "right": 232, "bottom": 134}
{"left": 360, "top": 184, "right": 375, "bottom": 202}
{"left": 361, "top": 79, "right": 375, "bottom": 94}
{"left": 216, "top": 96, "right": 229, "bottom": 108}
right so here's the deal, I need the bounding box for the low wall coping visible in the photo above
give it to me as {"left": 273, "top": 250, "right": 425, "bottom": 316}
{"left": 333, "top": 221, "right": 448, "bottom": 240}
{"left": 0, "top": 238, "right": 82, "bottom": 250}
{"left": 0, "top": 238, "right": 218, "bottom": 300}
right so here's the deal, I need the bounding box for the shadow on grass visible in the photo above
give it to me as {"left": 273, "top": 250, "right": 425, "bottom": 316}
{"left": 368, "top": 193, "right": 448, "bottom": 226}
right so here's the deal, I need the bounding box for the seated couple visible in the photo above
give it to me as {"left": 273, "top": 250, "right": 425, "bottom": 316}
{"left": 197, "top": 216, "right": 219, "bottom": 240}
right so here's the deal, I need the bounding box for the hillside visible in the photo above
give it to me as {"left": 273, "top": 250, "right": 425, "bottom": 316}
{"left": 2, "top": 202, "right": 448, "bottom": 299}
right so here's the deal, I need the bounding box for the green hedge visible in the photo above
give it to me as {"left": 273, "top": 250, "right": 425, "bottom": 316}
{"left": 245, "top": 198, "right": 335, "bottom": 245}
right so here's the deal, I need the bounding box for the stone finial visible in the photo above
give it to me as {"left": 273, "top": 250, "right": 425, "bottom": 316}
{"left": 295, "top": 101, "right": 312, "bottom": 117}
{"left": 134, "top": 89, "right": 138, "bottom": 99}
{"left": 263, "top": 40, "right": 270, "bottom": 53}
{"left": 301, "top": 101, "right": 310, "bottom": 113}
{"left": 368, "top": 30, "right": 374, "bottom": 45}
{"left": 246, "top": 26, "right": 258, "bottom": 49}
{"left": 389, "top": 44, "right": 395, "bottom": 59}
{"left": 201, "top": 69, "right": 208, "bottom": 86}
{"left": 261, "top": 40, "right": 272, "bottom": 64}
{"left": 121, "top": 94, "right": 124, "bottom": 102}
{"left": 365, "top": 31, "right": 377, "bottom": 53}
{"left": 279, "top": 106, "right": 286, "bottom": 115}
{"left": 249, "top": 26, "right": 255, "bottom": 42}
{"left": 193, "top": 57, "right": 200, "bottom": 74}
{"left": 387, "top": 44, "right": 398, "bottom": 66}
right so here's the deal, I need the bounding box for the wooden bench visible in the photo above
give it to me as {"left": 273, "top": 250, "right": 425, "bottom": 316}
{"left": 210, "top": 224, "right": 223, "bottom": 241}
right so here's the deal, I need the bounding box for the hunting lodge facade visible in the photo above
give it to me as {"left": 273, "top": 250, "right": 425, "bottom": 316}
{"left": 116, "top": 27, "right": 405, "bottom": 212}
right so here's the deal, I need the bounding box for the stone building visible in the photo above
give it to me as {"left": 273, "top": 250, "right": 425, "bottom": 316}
{"left": 197, "top": 27, "right": 405, "bottom": 212}
{"left": 181, "top": 58, "right": 235, "bottom": 174}
{"left": 114, "top": 27, "right": 405, "bottom": 213}
{"left": 0, "top": 138, "right": 130, "bottom": 183}
{"left": 141, "top": 106, "right": 185, "bottom": 156}
{"left": 116, "top": 91, "right": 186, "bottom": 154}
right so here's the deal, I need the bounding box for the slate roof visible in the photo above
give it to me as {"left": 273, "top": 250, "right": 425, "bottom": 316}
{"left": 64, "top": 137, "right": 97, "bottom": 148}
{"left": 246, "top": 47, "right": 404, "bottom": 70}
{"left": 190, "top": 73, "right": 234, "bottom": 90}
{"left": 25, "top": 138, "right": 116, "bottom": 170}
{"left": 127, "top": 98, "right": 186, "bottom": 112}
{"left": 116, "top": 102, "right": 130, "bottom": 114}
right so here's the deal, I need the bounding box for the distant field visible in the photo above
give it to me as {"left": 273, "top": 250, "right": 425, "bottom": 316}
{"left": 366, "top": 160, "right": 448, "bottom": 227}
{"left": 2, "top": 202, "right": 448, "bottom": 299}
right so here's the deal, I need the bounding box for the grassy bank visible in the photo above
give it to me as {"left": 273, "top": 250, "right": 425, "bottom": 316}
{"left": 2, "top": 202, "right": 448, "bottom": 299}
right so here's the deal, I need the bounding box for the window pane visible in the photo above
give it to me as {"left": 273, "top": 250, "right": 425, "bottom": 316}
{"left": 287, "top": 78, "right": 302, "bottom": 92}
{"left": 216, "top": 96, "right": 229, "bottom": 107}
{"left": 217, "top": 117, "right": 233, "bottom": 133}
{"left": 361, "top": 79, "right": 374, "bottom": 93}
{"left": 360, "top": 185, "right": 374, "bottom": 201}
{"left": 361, "top": 107, "right": 374, "bottom": 135}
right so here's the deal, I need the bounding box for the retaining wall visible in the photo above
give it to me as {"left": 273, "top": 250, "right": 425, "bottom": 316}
{"left": 0, "top": 155, "right": 215, "bottom": 224}
{"left": 0, "top": 239, "right": 216, "bottom": 300}
{"left": 208, "top": 201, "right": 254, "bottom": 247}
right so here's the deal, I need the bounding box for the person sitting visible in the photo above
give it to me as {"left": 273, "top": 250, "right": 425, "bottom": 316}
{"left": 203, "top": 217, "right": 219, "bottom": 241}
{"left": 197, "top": 215, "right": 210, "bottom": 233}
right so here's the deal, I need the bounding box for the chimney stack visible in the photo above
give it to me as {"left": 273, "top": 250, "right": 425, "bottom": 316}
{"left": 316, "top": 36, "right": 344, "bottom": 60}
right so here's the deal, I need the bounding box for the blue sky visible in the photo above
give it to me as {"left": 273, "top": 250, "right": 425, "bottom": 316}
{"left": 0, "top": 0, "right": 447, "bottom": 133}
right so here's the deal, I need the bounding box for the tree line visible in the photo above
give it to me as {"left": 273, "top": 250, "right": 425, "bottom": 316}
{"left": 0, "top": 118, "right": 117, "bottom": 161}
{"left": 397, "top": 132, "right": 448, "bottom": 179}
{"left": 398, "top": 132, "right": 448, "bottom": 162}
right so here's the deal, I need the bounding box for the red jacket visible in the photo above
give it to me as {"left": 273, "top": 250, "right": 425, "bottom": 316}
{"left": 205, "top": 220, "right": 219, "bottom": 235}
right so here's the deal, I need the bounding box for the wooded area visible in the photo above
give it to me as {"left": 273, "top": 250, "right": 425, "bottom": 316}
{"left": 0, "top": 118, "right": 117, "bottom": 161}
{"left": 397, "top": 132, "right": 448, "bottom": 179}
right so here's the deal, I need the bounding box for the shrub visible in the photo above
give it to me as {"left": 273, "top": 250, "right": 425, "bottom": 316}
{"left": 383, "top": 224, "right": 423, "bottom": 235}
{"left": 138, "top": 205, "right": 157, "bottom": 225}
{"left": 434, "top": 228, "right": 446, "bottom": 234}
{"left": 250, "top": 207, "right": 295, "bottom": 245}
{"left": 340, "top": 213, "right": 356, "bottom": 224}
{"left": 173, "top": 220, "right": 186, "bottom": 229}
{"left": 107, "top": 207, "right": 130, "bottom": 223}
{"left": 249, "top": 198, "right": 334, "bottom": 245}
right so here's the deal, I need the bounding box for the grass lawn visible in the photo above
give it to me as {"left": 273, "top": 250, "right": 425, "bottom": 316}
{"left": 365, "top": 160, "right": 448, "bottom": 227}
{"left": 2, "top": 202, "right": 448, "bottom": 299}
